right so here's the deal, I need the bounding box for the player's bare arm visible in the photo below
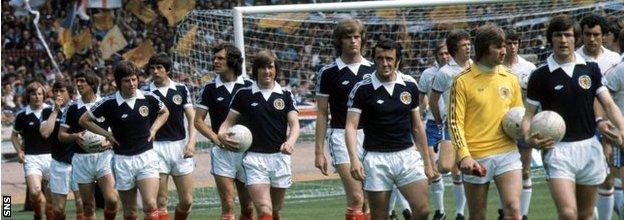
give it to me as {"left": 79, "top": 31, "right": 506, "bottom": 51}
{"left": 314, "top": 96, "right": 330, "bottom": 175}
{"left": 194, "top": 108, "right": 221, "bottom": 146}
{"left": 147, "top": 105, "right": 169, "bottom": 142}
{"left": 281, "top": 110, "right": 300, "bottom": 155}
{"left": 345, "top": 111, "right": 363, "bottom": 181}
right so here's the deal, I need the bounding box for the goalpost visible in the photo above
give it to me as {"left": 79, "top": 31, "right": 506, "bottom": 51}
{"left": 172, "top": 0, "right": 623, "bottom": 207}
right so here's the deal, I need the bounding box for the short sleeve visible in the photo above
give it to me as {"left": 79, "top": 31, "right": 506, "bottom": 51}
{"left": 411, "top": 84, "right": 420, "bottom": 110}
{"left": 418, "top": 70, "right": 432, "bottom": 94}
{"left": 347, "top": 83, "right": 365, "bottom": 113}
{"left": 181, "top": 85, "right": 193, "bottom": 108}
{"left": 12, "top": 114, "right": 22, "bottom": 133}
{"left": 591, "top": 64, "right": 607, "bottom": 96}
{"left": 431, "top": 70, "right": 448, "bottom": 93}
{"left": 605, "top": 66, "right": 623, "bottom": 92}
{"left": 89, "top": 99, "right": 107, "bottom": 120}
{"left": 526, "top": 70, "right": 542, "bottom": 107}
{"left": 148, "top": 94, "right": 165, "bottom": 116}
{"left": 195, "top": 85, "right": 210, "bottom": 110}
{"left": 60, "top": 106, "right": 71, "bottom": 128}
{"left": 229, "top": 90, "right": 245, "bottom": 115}
{"left": 285, "top": 91, "right": 298, "bottom": 113}
{"left": 315, "top": 67, "right": 330, "bottom": 97}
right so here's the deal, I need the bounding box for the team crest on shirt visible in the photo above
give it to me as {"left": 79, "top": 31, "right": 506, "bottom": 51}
{"left": 499, "top": 86, "right": 512, "bottom": 100}
{"left": 172, "top": 94, "right": 183, "bottom": 105}
{"left": 139, "top": 106, "right": 149, "bottom": 117}
{"left": 274, "top": 98, "right": 285, "bottom": 110}
{"left": 578, "top": 75, "right": 592, "bottom": 90}
{"left": 400, "top": 91, "right": 412, "bottom": 105}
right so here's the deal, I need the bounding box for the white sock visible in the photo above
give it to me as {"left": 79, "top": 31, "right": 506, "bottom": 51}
{"left": 389, "top": 188, "right": 398, "bottom": 214}
{"left": 615, "top": 178, "right": 622, "bottom": 216}
{"left": 598, "top": 188, "right": 615, "bottom": 220}
{"left": 521, "top": 178, "right": 532, "bottom": 216}
{"left": 430, "top": 177, "right": 445, "bottom": 213}
{"left": 453, "top": 180, "right": 466, "bottom": 215}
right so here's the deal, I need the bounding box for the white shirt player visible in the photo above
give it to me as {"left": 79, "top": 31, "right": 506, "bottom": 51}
{"left": 431, "top": 58, "right": 473, "bottom": 120}
{"left": 576, "top": 45, "right": 621, "bottom": 75}
{"left": 418, "top": 62, "right": 443, "bottom": 121}
{"left": 508, "top": 55, "right": 537, "bottom": 90}
{"left": 604, "top": 57, "right": 624, "bottom": 116}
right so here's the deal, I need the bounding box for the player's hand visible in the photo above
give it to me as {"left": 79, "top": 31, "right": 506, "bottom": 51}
{"left": 53, "top": 95, "right": 64, "bottom": 111}
{"left": 350, "top": 159, "right": 365, "bottom": 181}
{"left": 105, "top": 132, "right": 120, "bottom": 147}
{"left": 280, "top": 141, "right": 295, "bottom": 155}
{"left": 314, "top": 153, "right": 329, "bottom": 176}
{"left": 147, "top": 129, "right": 157, "bottom": 142}
{"left": 183, "top": 142, "right": 195, "bottom": 158}
{"left": 17, "top": 150, "right": 25, "bottom": 163}
{"left": 424, "top": 161, "right": 439, "bottom": 181}
{"left": 598, "top": 120, "right": 622, "bottom": 145}
{"left": 527, "top": 132, "right": 555, "bottom": 149}
{"left": 459, "top": 157, "right": 486, "bottom": 177}
{"left": 218, "top": 131, "right": 240, "bottom": 151}
{"left": 73, "top": 131, "right": 86, "bottom": 146}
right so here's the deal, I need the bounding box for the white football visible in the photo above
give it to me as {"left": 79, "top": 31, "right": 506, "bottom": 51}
{"left": 229, "top": 124, "right": 253, "bottom": 152}
{"left": 79, "top": 131, "right": 106, "bottom": 153}
{"left": 530, "top": 110, "right": 566, "bottom": 143}
{"left": 502, "top": 107, "right": 525, "bottom": 140}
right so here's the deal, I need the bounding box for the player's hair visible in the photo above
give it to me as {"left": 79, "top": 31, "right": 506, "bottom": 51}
{"left": 333, "top": 17, "right": 366, "bottom": 56}
{"left": 113, "top": 61, "right": 139, "bottom": 88}
{"left": 251, "top": 50, "right": 280, "bottom": 80}
{"left": 212, "top": 43, "right": 243, "bottom": 76}
{"left": 75, "top": 69, "right": 101, "bottom": 94}
{"left": 52, "top": 79, "right": 75, "bottom": 96}
{"left": 24, "top": 81, "right": 46, "bottom": 104}
{"left": 546, "top": 14, "right": 580, "bottom": 45}
{"left": 475, "top": 24, "right": 506, "bottom": 62}
{"left": 372, "top": 38, "right": 403, "bottom": 66}
{"left": 505, "top": 29, "right": 521, "bottom": 42}
{"left": 446, "top": 30, "right": 471, "bottom": 57}
{"left": 148, "top": 52, "right": 172, "bottom": 72}
{"left": 619, "top": 29, "right": 624, "bottom": 50}
{"left": 580, "top": 14, "right": 607, "bottom": 35}
{"left": 607, "top": 16, "right": 623, "bottom": 42}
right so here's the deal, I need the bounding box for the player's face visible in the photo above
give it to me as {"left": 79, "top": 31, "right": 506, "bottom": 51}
{"left": 149, "top": 64, "right": 168, "bottom": 85}
{"left": 505, "top": 39, "right": 519, "bottom": 56}
{"left": 482, "top": 42, "right": 506, "bottom": 66}
{"left": 256, "top": 61, "right": 276, "bottom": 88}
{"left": 53, "top": 87, "right": 70, "bottom": 105}
{"left": 582, "top": 25, "right": 603, "bottom": 54}
{"left": 603, "top": 31, "right": 617, "bottom": 50}
{"left": 374, "top": 47, "right": 398, "bottom": 81}
{"left": 340, "top": 32, "right": 362, "bottom": 56}
{"left": 436, "top": 46, "right": 451, "bottom": 66}
{"left": 456, "top": 39, "right": 471, "bottom": 59}
{"left": 29, "top": 87, "right": 44, "bottom": 107}
{"left": 75, "top": 77, "right": 90, "bottom": 95}
{"left": 213, "top": 49, "right": 231, "bottom": 75}
{"left": 551, "top": 28, "right": 576, "bottom": 59}
{"left": 119, "top": 75, "right": 138, "bottom": 97}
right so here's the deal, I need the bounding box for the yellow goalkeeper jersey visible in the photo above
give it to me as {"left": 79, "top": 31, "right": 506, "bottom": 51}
{"left": 448, "top": 63, "right": 523, "bottom": 160}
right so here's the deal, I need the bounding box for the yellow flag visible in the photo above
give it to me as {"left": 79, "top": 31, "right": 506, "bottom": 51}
{"left": 126, "top": 0, "right": 158, "bottom": 24}
{"left": 376, "top": 9, "right": 398, "bottom": 19}
{"left": 61, "top": 30, "right": 75, "bottom": 59}
{"left": 123, "top": 40, "right": 156, "bottom": 68}
{"left": 73, "top": 28, "right": 93, "bottom": 52}
{"left": 257, "top": 13, "right": 306, "bottom": 34}
{"left": 430, "top": 5, "right": 468, "bottom": 30}
{"left": 92, "top": 10, "right": 114, "bottom": 30}
{"left": 158, "top": 0, "right": 195, "bottom": 26}
{"left": 100, "top": 25, "right": 127, "bottom": 59}
{"left": 175, "top": 24, "right": 198, "bottom": 56}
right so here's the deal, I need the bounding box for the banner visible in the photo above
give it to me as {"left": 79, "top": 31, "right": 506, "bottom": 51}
{"left": 158, "top": 0, "right": 195, "bottom": 26}
{"left": 123, "top": 40, "right": 156, "bottom": 67}
{"left": 100, "top": 25, "right": 127, "bottom": 59}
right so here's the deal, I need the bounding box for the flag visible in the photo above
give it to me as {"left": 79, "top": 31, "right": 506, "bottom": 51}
{"left": 257, "top": 13, "right": 306, "bottom": 34}
{"left": 100, "top": 25, "right": 127, "bottom": 59}
{"left": 376, "top": 9, "right": 398, "bottom": 19}
{"left": 88, "top": 0, "right": 122, "bottom": 9}
{"left": 9, "top": 0, "right": 47, "bottom": 17}
{"left": 126, "top": 0, "right": 157, "bottom": 24}
{"left": 73, "top": 28, "right": 92, "bottom": 52}
{"left": 175, "top": 24, "right": 198, "bottom": 56}
{"left": 92, "top": 10, "right": 114, "bottom": 30}
{"left": 158, "top": 0, "right": 195, "bottom": 26}
{"left": 57, "top": 3, "right": 78, "bottom": 58}
{"left": 123, "top": 40, "right": 156, "bottom": 67}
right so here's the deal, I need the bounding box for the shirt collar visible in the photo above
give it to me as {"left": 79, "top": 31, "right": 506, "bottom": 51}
{"left": 547, "top": 52, "right": 586, "bottom": 72}
{"left": 215, "top": 75, "right": 246, "bottom": 88}
{"left": 115, "top": 89, "right": 146, "bottom": 106}
{"left": 448, "top": 57, "right": 473, "bottom": 68}
{"left": 335, "top": 57, "right": 373, "bottom": 70}
{"left": 77, "top": 96, "right": 102, "bottom": 109}
{"left": 371, "top": 71, "right": 406, "bottom": 90}
{"left": 251, "top": 81, "right": 283, "bottom": 95}
{"left": 25, "top": 103, "right": 49, "bottom": 115}
{"left": 149, "top": 80, "right": 177, "bottom": 92}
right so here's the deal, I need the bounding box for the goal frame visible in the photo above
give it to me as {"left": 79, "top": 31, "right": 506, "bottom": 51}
{"left": 231, "top": 0, "right": 511, "bottom": 75}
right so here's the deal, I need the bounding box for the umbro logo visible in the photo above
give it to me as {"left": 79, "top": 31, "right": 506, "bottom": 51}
{"left": 341, "top": 80, "right": 350, "bottom": 85}
{"left": 29, "top": 122, "right": 34, "bottom": 125}
{"left": 217, "top": 97, "right": 224, "bottom": 101}
{"left": 251, "top": 103, "right": 258, "bottom": 107}
{"left": 554, "top": 85, "right": 563, "bottom": 90}
{"left": 377, "top": 100, "right": 384, "bottom": 104}
{"left": 121, "top": 114, "right": 128, "bottom": 118}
